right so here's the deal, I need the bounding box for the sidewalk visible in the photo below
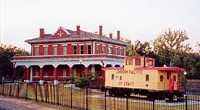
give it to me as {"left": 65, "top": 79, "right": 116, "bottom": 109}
{"left": 0, "top": 96, "right": 72, "bottom": 110}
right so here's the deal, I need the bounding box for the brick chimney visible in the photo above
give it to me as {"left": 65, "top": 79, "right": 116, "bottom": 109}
{"left": 40, "top": 28, "right": 45, "bottom": 38}
{"left": 117, "top": 30, "right": 120, "bottom": 40}
{"left": 99, "top": 25, "right": 103, "bottom": 36}
{"left": 109, "top": 33, "right": 113, "bottom": 39}
{"left": 76, "top": 25, "right": 80, "bottom": 35}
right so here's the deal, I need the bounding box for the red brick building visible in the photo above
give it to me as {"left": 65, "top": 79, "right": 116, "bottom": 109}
{"left": 12, "top": 25, "right": 128, "bottom": 82}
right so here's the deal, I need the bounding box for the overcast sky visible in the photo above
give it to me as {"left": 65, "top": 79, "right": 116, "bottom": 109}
{"left": 0, "top": 0, "right": 200, "bottom": 51}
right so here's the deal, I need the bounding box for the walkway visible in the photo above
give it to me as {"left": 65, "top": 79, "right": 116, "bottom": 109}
{"left": 0, "top": 96, "right": 72, "bottom": 110}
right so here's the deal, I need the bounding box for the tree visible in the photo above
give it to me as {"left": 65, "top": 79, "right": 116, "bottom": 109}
{"left": 0, "top": 44, "right": 29, "bottom": 81}
{"left": 126, "top": 40, "right": 155, "bottom": 57}
{"left": 126, "top": 40, "right": 138, "bottom": 56}
{"left": 153, "top": 29, "right": 192, "bottom": 67}
{"left": 197, "top": 42, "right": 200, "bottom": 54}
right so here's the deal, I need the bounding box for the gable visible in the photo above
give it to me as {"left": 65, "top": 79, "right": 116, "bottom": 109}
{"left": 54, "top": 27, "right": 70, "bottom": 38}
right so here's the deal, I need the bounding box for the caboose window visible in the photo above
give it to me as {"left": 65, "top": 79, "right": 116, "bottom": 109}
{"left": 160, "top": 75, "right": 164, "bottom": 82}
{"left": 135, "top": 58, "right": 141, "bottom": 65}
{"left": 111, "top": 74, "right": 114, "bottom": 80}
{"left": 167, "top": 72, "right": 170, "bottom": 80}
{"left": 145, "top": 74, "right": 149, "bottom": 81}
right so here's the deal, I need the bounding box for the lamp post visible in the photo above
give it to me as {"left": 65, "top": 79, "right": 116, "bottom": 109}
{"left": 184, "top": 71, "right": 188, "bottom": 110}
{"left": 184, "top": 71, "right": 187, "bottom": 94}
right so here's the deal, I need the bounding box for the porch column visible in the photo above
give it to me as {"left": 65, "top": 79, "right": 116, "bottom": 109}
{"left": 84, "top": 67, "right": 88, "bottom": 77}
{"left": 24, "top": 67, "right": 29, "bottom": 81}
{"left": 91, "top": 65, "right": 95, "bottom": 73}
{"left": 30, "top": 67, "right": 33, "bottom": 81}
{"left": 39, "top": 68, "right": 43, "bottom": 80}
{"left": 69, "top": 67, "right": 73, "bottom": 77}
{"left": 53, "top": 67, "right": 57, "bottom": 80}
{"left": 92, "top": 41, "right": 95, "bottom": 54}
{"left": 91, "top": 65, "right": 96, "bottom": 78}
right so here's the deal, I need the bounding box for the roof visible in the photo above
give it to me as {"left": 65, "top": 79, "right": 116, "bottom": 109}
{"left": 25, "top": 27, "right": 128, "bottom": 46}
{"left": 102, "top": 67, "right": 124, "bottom": 71}
{"left": 136, "top": 67, "right": 185, "bottom": 73}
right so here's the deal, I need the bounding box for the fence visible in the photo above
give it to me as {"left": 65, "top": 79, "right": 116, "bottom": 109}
{"left": 0, "top": 82, "right": 200, "bottom": 110}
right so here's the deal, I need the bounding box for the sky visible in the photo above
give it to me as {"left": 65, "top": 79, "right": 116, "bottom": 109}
{"left": 0, "top": 0, "right": 200, "bottom": 51}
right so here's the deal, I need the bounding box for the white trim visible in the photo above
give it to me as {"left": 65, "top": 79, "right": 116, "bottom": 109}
{"left": 34, "top": 45, "right": 39, "bottom": 48}
{"left": 43, "top": 44, "right": 48, "bottom": 47}
{"left": 78, "top": 43, "right": 84, "bottom": 46}
{"left": 86, "top": 43, "right": 92, "bottom": 45}
{"left": 14, "top": 57, "right": 124, "bottom": 68}
{"left": 71, "top": 43, "right": 77, "bottom": 46}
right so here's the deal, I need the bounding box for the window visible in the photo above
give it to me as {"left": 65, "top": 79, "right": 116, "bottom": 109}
{"left": 120, "top": 76, "right": 122, "bottom": 80}
{"left": 88, "top": 45, "right": 91, "bottom": 54}
{"left": 135, "top": 58, "right": 141, "bottom": 65}
{"left": 73, "top": 45, "right": 77, "bottom": 54}
{"left": 146, "top": 74, "right": 149, "bottom": 81}
{"left": 80, "top": 45, "right": 84, "bottom": 54}
{"left": 148, "top": 60, "right": 153, "bottom": 66}
{"left": 98, "top": 44, "right": 102, "bottom": 54}
{"left": 117, "top": 47, "right": 120, "bottom": 55}
{"left": 111, "top": 74, "right": 114, "bottom": 80}
{"left": 102, "top": 45, "right": 105, "bottom": 53}
{"left": 167, "top": 72, "right": 170, "bottom": 80}
{"left": 96, "top": 44, "right": 99, "bottom": 54}
{"left": 160, "top": 75, "right": 164, "bottom": 82}
{"left": 121, "top": 48, "right": 124, "bottom": 56}
{"left": 173, "top": 75, "right": 176, "bottom": 81}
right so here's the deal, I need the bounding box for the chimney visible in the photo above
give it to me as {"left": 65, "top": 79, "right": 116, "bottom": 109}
{"left": 99, "top": 25, "right": 103, "bottom": 36}
{"left": 76, "top": 25, "right": 80, "bottom": 35}
{"left": 117, "top": 30, "right": 120, "bottom": 40}
{"left": 109, "top": 33, "right": 113, "bottom": 39}
{"left": 40, "top": 28, "right": 45, "bottom": 38}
